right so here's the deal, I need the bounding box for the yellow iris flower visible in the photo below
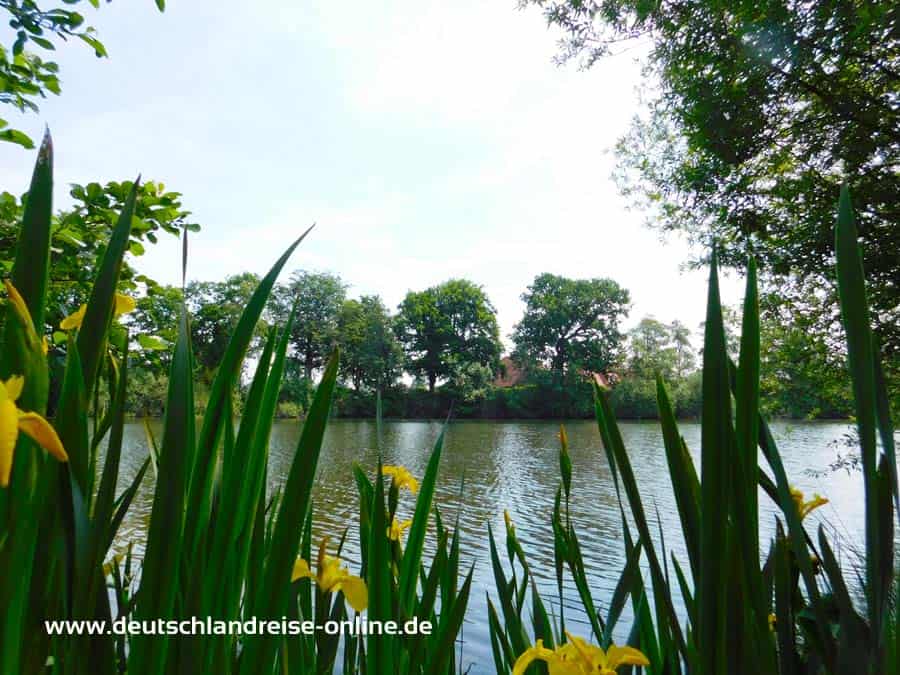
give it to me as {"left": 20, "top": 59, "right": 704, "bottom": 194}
{"left": 0, "top": 376, "right": 68, "bottom": 487}
{"left": 382, "top": 465, "right": 419, "bottom": 494}
{"left": 388, "top": 517, "right": 412, "bottom": 541}
{"left": 504, "top": 509, "right": 516, "bottom": 535}
{"left": 60, "top": 293, "right": 136, "bottom": 330}
{"left": 789, "top": 486, "right": 828, "bottom": 520}
{"left": 558, "top": 425, "right": 569, "bottom": 452}
{"left": 513, "top": 634, "right": 649, "bottom": 675}
{"left": 292, "top": 551, "right": 368, "bottom": 612}
{"left": 4, "top": 281, "right": 42, "bottom": 353}
{"left": 5, "top": 280, "right": 33, "bottom": 325}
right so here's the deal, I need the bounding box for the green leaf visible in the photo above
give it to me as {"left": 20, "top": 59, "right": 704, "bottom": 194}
{"left": 423, "top": 565, "right": 474, "bottom": 674}
{"left": 487, "top": 522, "right": 528, "bottom": 656}
{"left": 128, "top": 301, "right": 194, "bottom": 675}
{"left": 366, "top": 458, "right": 395, "bottom": 675}
{"left": 697, "top": 249, "right": 733, "bottom": 675}
{"left": 398, "top": 427, "right": 444, "bottom": 616}
{"left": 237, "top": 349, "right": 339, "bottom": 675}
{"left": 603, "top": 541, "right": 643, "bottom": 648}
{"left": 487, "top": 595, "right": 513, "bottom": 673}
{"left": 835, "top": 184, "right": 892, "bottom": 636}
{"left": 75, "top": 178, "right": 139, "bottom": 404}
{"left": 184, "top": 227, "right": 313, "bottom": 568}
{"left": 1, "top": 130, "right": 52, "bottom": 405}
{"left": 30, "top": 36, "right": 55, "bottom": 50}
{"left": 137, "top": 334, "right": 168, "bottom": 350}
{"left": 593, "top": 382, "right": 687, "bottom": 658}
{"left": 656, "top": 375, "right": 700, "bottom": 580}
{"left": 106, "top": 458, "right": 150, "bottom": 553}
{"left": 54, "top": 334, "right": 89, "bottom": 505}
{"left": 0, "top": 128, "right": 35, "bottom": 149}
{"left": 773, "top": 526, "right": 798, "bottom": 675}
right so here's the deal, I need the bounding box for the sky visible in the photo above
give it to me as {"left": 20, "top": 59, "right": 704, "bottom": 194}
{"left": 0, "top": 0, "right": 741, "bottom": 351}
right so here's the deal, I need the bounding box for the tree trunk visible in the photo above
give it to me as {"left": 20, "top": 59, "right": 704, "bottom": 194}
{"left": 304, "top": 348, "right": 313, "bottom": 380}
{"left": 552, "top": 340, "right": 567, "bottom": 381}
{"left": 428, "top": 373, "right": 436, "bottom": 394}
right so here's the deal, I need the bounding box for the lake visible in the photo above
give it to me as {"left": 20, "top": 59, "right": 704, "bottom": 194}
{"left": 112, "top": 418, "right": 867, "bottom": 673}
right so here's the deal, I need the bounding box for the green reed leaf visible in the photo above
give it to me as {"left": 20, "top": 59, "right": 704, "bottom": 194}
{"left": 184, "top": 226, "right": 313, "bottom": 569}
{"left": 366, "top": 458, "right": 395, "bottom": 675}
{"left": 128, "top": 299, "right": 194, "bottom": 675}
{"left": 697, "top": 249, "right": 733, "bottom": 675}
{"left": 75, "top": 180, "right": 138, "bottom": 405}
{"left": 399, "top": 427, "right": 444, "bottom": 616}
{"left": 593, "top": 382, "right": 687, "bottom": 658}
{"left": 603, "top": 541, "right": 643, "bottom": 649}
{"left": 834, "top": 184, "right": 884, "bottom": 629}
{"left": 656, "top": 376, "right": 700, "bottom": 580}
{"left": 423, "top": 564, "right": 473, "bottom": 675}
{"left": 9, "top": 130, "right": 53, "bottom": 338}
{"left": 238, "top": 349, "right": 338, "bottom": 675}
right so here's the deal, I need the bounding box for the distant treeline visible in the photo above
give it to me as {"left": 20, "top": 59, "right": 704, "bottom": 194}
{"left": 0, "top": 184, "right": 860, "bottom": 421}
{"left": 118, "top": 271, "right": 852, "bottom": 421}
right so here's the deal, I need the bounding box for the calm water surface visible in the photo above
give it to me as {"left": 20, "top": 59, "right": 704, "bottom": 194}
{"left": 112, "top": 419, "right": 867, "bottom": 673}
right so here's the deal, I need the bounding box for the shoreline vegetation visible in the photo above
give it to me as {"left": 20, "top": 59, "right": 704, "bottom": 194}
{"left": 117, "top": 394, "right": 854, "bottom": 422}
{"left": 107, "top": 276, "right": 860, "bottom": 423}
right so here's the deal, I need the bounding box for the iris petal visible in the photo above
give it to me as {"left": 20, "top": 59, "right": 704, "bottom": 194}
{"left": 0, "top": 399, "right": 19, "bottom": 486}
{"left": 60, "top": 304, "right": 87, "bottom": 330}
{"left": 338, "top": 576, "right": 368, "bottom": 612}
{"left": 18, "top": 412, "right": 68, "bottom": 462}
{"left": 606, "top": 645, "right": 650, "bottom": 668}
{"left": 292, "top": 558, "right": 315, "bottom": 583}
{"left": 4, "top": 375, "right": 23, "bottom": 401}
{"left": 114, "top": 293, "right": 137, "bottom": 317}
{"left": 512, "top": 641, "right": 551, "bottom": 675}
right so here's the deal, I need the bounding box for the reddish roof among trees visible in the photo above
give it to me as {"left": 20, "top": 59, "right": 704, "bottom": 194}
{"left": 494, "top": 357, "right": 526, "bottom": 387}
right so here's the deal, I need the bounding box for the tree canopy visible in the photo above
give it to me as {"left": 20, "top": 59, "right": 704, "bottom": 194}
{"left": 512, "top": 273, "right": 630, "bottom": 377}
{"left": 274, "top": 271, "right": 347, "bottom": 379}
{"left": 0, "top": 178, "right": 196, "bottom": 339}
{"left": 337, "top": 295, "right": 403, "bottom": 392}
{"left": 526, "top": 0, "right": 899, "bottom": 357}
{"left": 1, "top": 0, "right": 165, "bottom": 148}
{"left": 186, "top": 273, "right": 262, "bottom": 382}
{"left": 396, "top": 279, "right": 502, "bottom": 393}
{"left": 627, "top": 316, "right": 693, "bottom": 381}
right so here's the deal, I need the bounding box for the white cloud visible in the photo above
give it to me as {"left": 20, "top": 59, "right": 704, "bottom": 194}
{"left": 2, "top": 0, "right": 743, "bottom": 354}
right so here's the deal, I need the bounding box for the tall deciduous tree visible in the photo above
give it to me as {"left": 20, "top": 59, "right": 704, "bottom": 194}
{"left": 524, "top": 0, "right": 900, "bottom": 357}
{"left": 396, "top": 279, "right": 502, "bottom": 393}
{"left": 186, "top": 273, "right": 262, "bottom": 383}
{"left": 0, "top": 179, "right": 196, "bottom": 335}
{"left": 626, "top": 316, "right": 697, "bottom": 381}
{"left": 512, "top": 273, "right": 630, "bottom": 377}
{"left": 669, "top": 319, "right": 696, "bottom": 379}
{"left": 337, "top": 295, "right": 403, "bottom": 392}
{"left": 129, "top": 284, "right": 184, "bottom": 371}
{"left": 275, "top": 271, "right": 347, "bottom": 379}
{"left": 628, "top": 317, "right": 677, "bottom": 381}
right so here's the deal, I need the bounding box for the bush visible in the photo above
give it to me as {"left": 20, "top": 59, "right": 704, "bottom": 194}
{"left": 275, "top": 400, "right": 303, "bottom": 418}
{"left": 608, "top": 376, "right": 659, "bottom": 418}
{"left": 125, "top": 367, "right": 169, "bottom": 417}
